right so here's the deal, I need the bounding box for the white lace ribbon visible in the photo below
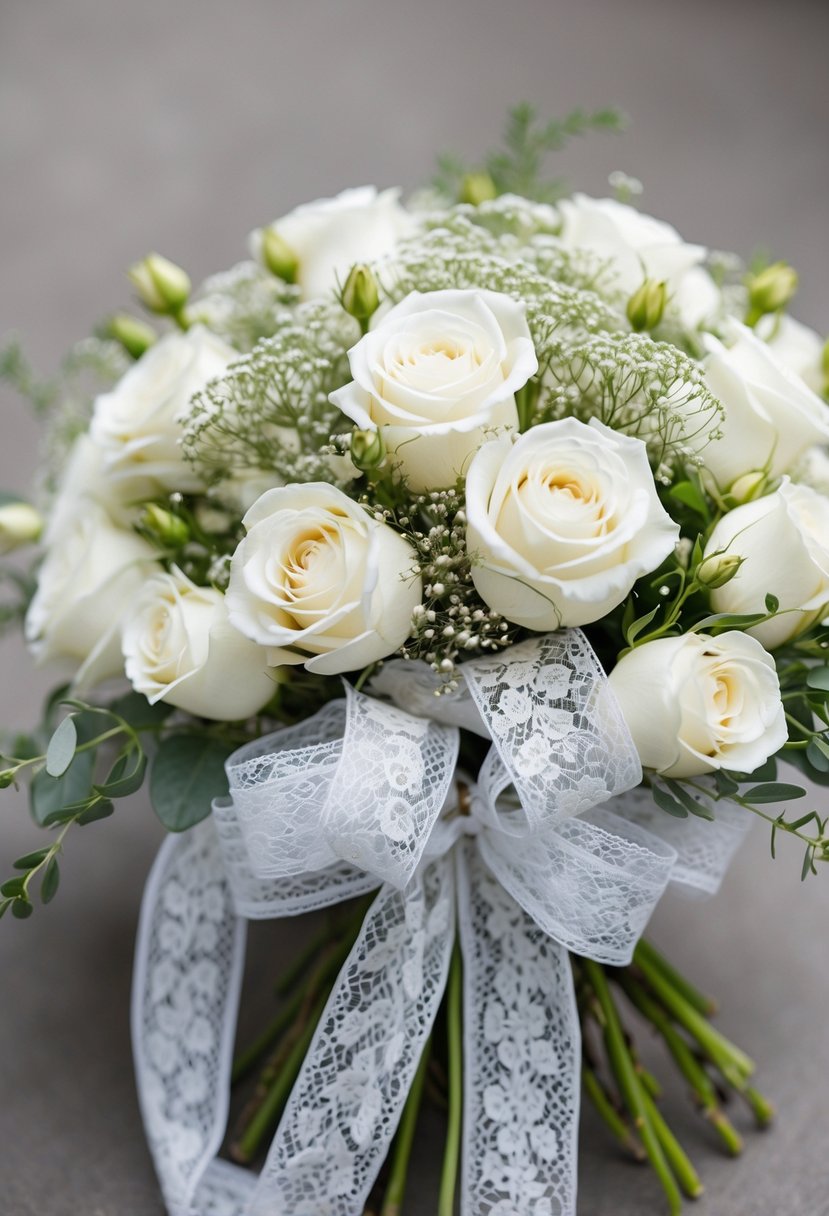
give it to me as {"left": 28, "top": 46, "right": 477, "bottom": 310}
{"left": 133, "top": 629, "right": 750, "bottom": 1216}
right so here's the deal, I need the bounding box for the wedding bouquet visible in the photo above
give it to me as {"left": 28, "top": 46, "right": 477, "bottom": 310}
{"left": 3, "top": 107, "right": 829, "bottom": 1216}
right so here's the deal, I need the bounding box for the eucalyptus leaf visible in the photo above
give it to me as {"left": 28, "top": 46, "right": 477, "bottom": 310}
{"left": 652, "top": 785, "right": 689, "bottom": 818}
{"left": 76, "top": 800, "right": 115, "bottom": 826}
{"left": 94, "top": 751, "right": 147, "bottom": 799}
{"left": 11, "top": 899, "right": 33, "bottom": 919}
{"left": 806, "top": 667, "right": 829, "bottom": 692}
{"left": 106, "top": 691, "right": 174, "bottom": 732}
{"left": 0, "top": 876, "right": 26, "bottom": 898}
{"left": 41, "top": 858, "right": 60, "bottom": 904}
{"left": 12, "top": 847, "right": 50, "bottom": 870}
{"left": 45, "top": 715, "right": 77, "bottom": 777}
{"left": 743, "top": 782, "right": 807, "bottom": 805}
{"left": 30, "top": 750, "right": 95, "bottom": 826}
{"left": 150, "top": 735, "right": 233, "bottom": 832}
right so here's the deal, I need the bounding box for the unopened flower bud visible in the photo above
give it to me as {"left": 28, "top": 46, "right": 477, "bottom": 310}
{"left": 341, "top": 264, "right": 380, "bottom": 325}
{"left": 0, "top": 502, "right": 43, "bottom": 555}
{"left": 0, "top": 770, "right": 15, "bottom": 789}
{"left": 104, "top": 313, "right": 156, "bottom": 359}
{"left": 141, "top": 504, "right": 189, "bottom": 549}
{"left": 745, "top": 261, "right": 798, "bottom": 326}
{"left": 128, "top": 253, "right": 191, "bottom": 314}
{"left": 350, "top": 428, "right": 386, "bottom": 472}
{"left": 627, "top": 279, "right": 667, "bottom": 332}
{"left": 697, "top": 552, "right": 742, "bottom": 590}
{"left": 460, "top": 172, "right": 497, "bottom": 206}
{"left": 260, "top": 226, "right": 299, "bottom": 283}
{"left": 728, "top": 470, "right": 767, "bottom": 505}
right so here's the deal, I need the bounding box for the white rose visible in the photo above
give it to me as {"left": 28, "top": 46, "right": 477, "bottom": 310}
{"left": 756, "top": 313, "right": 826, "bottom": 396}
{"left": 25, "top": 502, "right": 158, "bottom": 687}
{"left": 331, "top": 289, "right": 538, "bottom": 492}
{"left": 90, "top": 326, "right": 236, "bottom": 498}
{"left": 122, "top": 567, "right": 274, "bottom": 721}
{"left": 608, "top": 631, "right": 787, "bottom": 778}
{"left": 557, "top": 194, "right": 720, "bottom": 327}
{"left": 250, "top": 186, "right": 413, "bottom": 300}
{"left": 704, "top": 480, "right": 829, "bottom": 649}
{"left": 465, "top": 417, "right": 679, "bottom": 629}
{"left": 226, "top": 483, "right": 422, "bottom": 675}
{"left": 702, "top": 320, "right": 829, "bottom": 488}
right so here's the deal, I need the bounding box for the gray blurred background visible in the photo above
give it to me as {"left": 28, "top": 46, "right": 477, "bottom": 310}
{"left": 1, "top": 1, "right": 828, "bottom": 1213}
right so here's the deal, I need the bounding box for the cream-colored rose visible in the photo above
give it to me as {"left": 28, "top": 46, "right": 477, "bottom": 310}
{"left": 250, "top": 186, "right": 412, "bottom": 300}
{"left": 704, "top": 480, "right": 829, "bottom": 649}
{"left": 226, "top": 483, "right": 422, "bottom": 675}
{"left": 702, "top": 321, "right": 829, "bottom": 488}
{"left": 90, "top": 326, "right": 236, "bottom": 498}
{"left": 557, "top": 194, "right": 721, "bottom": 327}
{"left": 122, "top": 567, "right": 274, "bottom": 720}
{"left": 608, "top": 631, "right": 787, "bottom": 778}
{"left": 331, "top": 289, "right": 538, "bottom": 491}
{"left": 756, "top": 313, "right": 826, "bottom": 396}
{"left": 465, "top": 417, "right": 678, "bottom": 629}
{"left": 25, "top": 502, "right": 158, "bottom": 687}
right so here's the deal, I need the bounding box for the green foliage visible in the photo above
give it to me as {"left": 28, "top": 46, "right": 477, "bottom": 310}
{"left": 434, "top": 104, "right": 626, "bottom": 203}
{"left": 149, "top": 734, "right": 235, "bottom": 831}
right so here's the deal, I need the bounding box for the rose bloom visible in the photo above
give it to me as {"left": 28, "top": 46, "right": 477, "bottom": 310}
{"left": 90, "top": 326, "right": 236, "bottom": 498}
{"left": 122, "top": 567, "right": 274, "bottom": 721}
{"left": 608, "top": 631, "right": 787, "bottom": 778}
{"left": 704, "top": 480, "right": 829, "bottom": 649}
{"left": 556, "top": 194, "right": 721, "bottom": 328}
{"left": 701, "top": 321, "right": 829, "bottom": 489}
{"left": 331, "top": 288, "right": 538, "bottom": 492}
{"left": 249, "top": 186, "right": 412, "bottom": 300}
{"left": 756, "top": 313, "right": 826, "bottom": 396}
{"left": 25, "top": 501, "right": 158, "bottom": 687}
{"left": 465, "top": 417, "right": 678, "bottom": 629}
{"left": 226, "top": 483, "right": 422, "bottom": 675}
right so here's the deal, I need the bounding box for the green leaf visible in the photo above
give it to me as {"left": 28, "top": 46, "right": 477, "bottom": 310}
{"left": 669, "top": 481, "right": 708, "bottom": 517}
{"left": 45, "top": 715, "right": 78, "bottom": 777}
{"left": 692, "top": 610, "right": 769, "bottom": 632}
{"left": 765, "top": 593, "right": 780, "bottom": 614}
{"left": 0, "top": 899, "right": 10, "bottom": 920}
{"left": 150, "top": 735, "right": 233, "bottom": 832}
{"left": 652, "top": 785, "right": 689, "bottom": 818}
{"left": 94, "top": 750, "right": 147, "bottom": 799}
{"left": 76, "top": 799, "right": 115, "bottom": 826}
{"left": 664, "top": 779, "right": 715, "bottom": 821}
{"left": 806, "top": 667, "right": 829, "bottom": 692}
{"left": 12, "top": 847, "right": 50, "bottom": 870}
{"left": 714, "top": 769, "right": 740, "bottom": 796}
{"left": 801, "top": 845, "right": 815, "bottom": 882}
{"left": 625, "top": 605, "right": 660, "bottom": 646}
{"left": 41, "top": 858, "right": 60, "bottom": 904}
{"left": 30, "top": 750, "right": 95, "bottom": 826}
{"left": 807, "top": 737, "right": 829, "bottom": 772}
{"left": 106, "top": 691, "right": 174, "bottom": 732}
{"left": 11, "top": 899, "right": 33, "bottom": 919}
{"left": 743, "top": 782, "right": 807, "bottom": 804}
{"left": 0, "top": 876, "right": 26, "bottom": 898}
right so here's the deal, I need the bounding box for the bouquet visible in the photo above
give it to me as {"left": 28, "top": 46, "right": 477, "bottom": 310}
{"left": 2, "top": 106, "right": 829, "bottom": 1216}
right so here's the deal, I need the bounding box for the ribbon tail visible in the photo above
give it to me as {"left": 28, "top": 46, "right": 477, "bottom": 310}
{"left": 250, "top": 855, "right": 456, "bottom": 1216}
{"left": 457, "top": 842, "right": 581, "bottom": 1216}
{"left": 131, "top": 819, "right": 251, "bottom": 1216}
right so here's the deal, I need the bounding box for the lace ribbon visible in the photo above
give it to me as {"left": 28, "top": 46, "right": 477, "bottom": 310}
{"left": 132, "top": 630, "right": 752, "bottom": 1216}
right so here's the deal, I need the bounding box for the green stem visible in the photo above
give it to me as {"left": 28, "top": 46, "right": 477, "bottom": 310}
{"left": 619, "top": 976, "right": 743, "bottom": 1157}
{"left": 274, "top": 920, "right": 339, "bottom": 996}
{"left": 584, "top": 960, "right": 683, "bottom": 1216}
{"left": 640, "top": 1088, "right": 704, "bottom": 1199}
{"left": 635, "top": 940, "right": 717, "bottom": 1017}
{"left": 438, "top": 943, "right": 463, "bottom": 1216}
{"left": 231, "top": 983, "right": 307, "bottom": 1086}
{"left": 232, "top": 987, "right": 329, "bottom": 1163}
{"left": 582, "top": 1065, "right": 645, "bottom": 1161}
{"left": 381, "top": 1037, "right": 432, "bottom": 1216}
{"left": 634, "top": 953, "right": 754, "bottom": 1086}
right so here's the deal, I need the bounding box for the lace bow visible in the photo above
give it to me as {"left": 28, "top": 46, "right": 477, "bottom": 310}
{"left": 132, "top": 630, "right": 752, "bottom": 1216}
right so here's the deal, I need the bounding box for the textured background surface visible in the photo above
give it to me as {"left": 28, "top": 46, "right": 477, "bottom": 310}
{"left": 1, "top": 0, "right": 829, "bottom": 1212}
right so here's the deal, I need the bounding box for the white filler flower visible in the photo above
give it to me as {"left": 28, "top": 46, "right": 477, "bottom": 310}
{"left": 226, "top": 483, "right": 422, "bottom": 675}
{"left": 332, "top": 288, "right": 538, "bottom": 492}
{"left": 465, "top": 417, "right": 678, "bottom": 629}
{"left": 608, "top": 630, "right": 787, "bottom": 778}
{"left": 123, "top": 567, "right": 274, "bottom": 721}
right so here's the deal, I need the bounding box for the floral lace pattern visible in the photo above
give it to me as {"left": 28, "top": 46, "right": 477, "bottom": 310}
{"left": 250, "top": 857, "right": 455, "bottom": 1216}
{"left": 457, "top": 843, "right": 579, "bottom": 1216}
